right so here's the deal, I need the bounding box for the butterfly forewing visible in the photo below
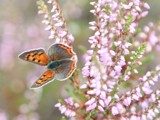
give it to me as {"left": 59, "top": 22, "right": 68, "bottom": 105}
{"left": 53, "top": 59, "right": 77, "bottom": 81}
{"left": 31, "top": 70, "right": 55, "bottom": 88}
{"left": 48, "top": 44, "right": 75, "bottom": 61}
{"left": 19, "top": 49, "right": 49, "bottom": 66}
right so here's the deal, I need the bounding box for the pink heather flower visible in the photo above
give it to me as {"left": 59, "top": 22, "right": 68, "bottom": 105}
{"left": 123, "top": 75, "right": 130, "bottom": 81}
{"left": 120, "top": 117, "right": 128, "bottom": 120}
{"left": 110, "top": 1, "right": 118, "bottom": 10}
{"left": 101, "top": 37, "right": 108, "bottom": 45}
{"left": 114, "top": 41, "right": 122, "bottom": 47}
{"left": 116, "top": 103, "right": 125, "bottom": 114}
{"left": 55, "top": 103, "right": 61, "bottom": 108}
{"left": 99, "top": 91, "right": 106, "bottom": 100}
{"left": 122, "top": 2, "right": 133, "bottom": 9}
{"left": 102, "top": 84, "right": 108, "bottom": 92}
{"left": 57, "top": 29, "right": 67, "bottom": 37}
{"left": 149, "top": 80, "right": 155, "bottom": 86}
{"left": 109, "top": 70, "right": 116, "bottom": 77}
{"left": 99, "top": 100, "right": 105, "bottom": 107}
{"left": 142, "top": 83, "right": 153, "bottom": 95}
{"left": 130, "top": 115, "right": 140, "bottom": 120}
{"left": 85, "top": 98, "right": 96, "bottom": 106}
{"left": 104, "top": 96, "right": 112, "bottom": 106}
{"left": 149, "top": 94, "right": 156, "bottom": 102}
{"left": 109, "top": 13, "right": 118, "bottom": 22}
{"left": 59, "top": 105, "right": 67, "bottom": 114}
{"left": 123, "top": 97, "right": 131, "bottom": 106}
{"left": 153, "top": 76, "right": 158, "bottom": 82}
{"left": 149, "top": 31, "right": 158, "bottom": 46}
{"left": 129, "top": 23, "right": 136, "bottom": 33}
{"left": 110, "top": 50, "right": 116, "bottom": 56}
{"left": 141, "top": 115, "right": 147, "bottom": 120}
{"left": 136, "top": 88, "right": 142, "bottom": 98}
{"left": 135, "top": 6, "right": 142, "bottom": 12}
{"left": 0, "top": 112, "right": 8, "bottom": 120}
{"left": 124, "top": 42, "right": 132, "bottom": 48}
{"left": 141, "top": 100, "right": 149, "bottom": 109}
{"left": 144, "top": 26, "right": 150, "bottom": 32}
{"left": 117, "top": 22, "right": 122, "bottom": 30}
{"left": 86, "top": 102, "right": 97, "bottom": 111}
{"left": 118, "top": 56, "right": 126, "bottom": 66}
{"left": 124, "top": 48, "right": 130, "bottom": 55}
{"left": 55, "top": 98, "right": 79, "bottom": 117}
{"left": 141, "top": 11, "right": 149, "bottom": 17}
{"left": 114, "top": 65, "right": 122, "bottom": 73}
{"left": 64, "top": 98, "right": 74, "bottom": 106}
{"left": 80, "top": 84, "right": 87, "bottom": 89}
{"left": 98, "top": 49, "right": 113, "bottom": 66}
{"left": 144, "top": 3, "right": 150, "bottom": 9}
{"left": 133, "top": 0, "right": 140, "bottom": 6}
{"left": 147, "top": 110, "right": 155, "bottom": 119}
{"left": 111, "top": 106, "right": 119, "bottom": 115}
{"left": 82, "top": 66, "right": 90, "bottom": 77}
{"left": 90, "top": 66, "right": 100, "bottom": 77}
{"left": 154, "top": 108, "right": 159, "bottom": 114}
{"left": 65, "top": 109, "right": 76, "bottom": 117}
{"left": 132, "top": 94, "right": 139, "bottom": 101}
{"left": 98, "top": 105, "right": 104, "bottom": 112}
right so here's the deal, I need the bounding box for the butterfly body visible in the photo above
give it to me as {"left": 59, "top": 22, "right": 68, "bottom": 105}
{"left": 19, "top": 43, "right": 77, "bottom": 88}
{"left": 47, "top": 60, "right": 64, "bottom": 70}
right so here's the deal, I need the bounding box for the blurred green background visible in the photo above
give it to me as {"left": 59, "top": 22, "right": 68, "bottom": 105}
{"left": 0, "top": 0, "right": 160, "bottom": 120}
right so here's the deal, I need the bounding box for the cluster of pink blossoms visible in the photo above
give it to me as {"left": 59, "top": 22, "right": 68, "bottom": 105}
{"left": 38, "top": 0, "right": 74, "bottom": 45}
{"left": 79, "top": 0, "right": 160, "bottom": 119}
{"left": 139, "top": 22, "right": 160, "bottom": 52}
{"left": 37, "top": 0, "right": 160, "bottom": 119}
{"left": 55, "top": 98, "right": 79, "bottom": 117}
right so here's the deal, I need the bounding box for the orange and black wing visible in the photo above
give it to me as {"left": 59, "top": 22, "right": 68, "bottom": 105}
{"left": 48, "top": 44, "right": 76, "bottom": 61}
{"left": 19, "top": 49, "right": 49, "bottom": 66}
{"left": 31, "top": 70, "right": 55, "bottom": 88}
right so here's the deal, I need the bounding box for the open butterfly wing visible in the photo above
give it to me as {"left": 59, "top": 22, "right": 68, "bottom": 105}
{"left": 19, "top": 49, "right": 49, "bottom": 66}
{"left": 54, "top": 59, "right": 77, "bottom": 81}
{"left": 48, "top": 44, "right": 75, "bottom": 61}
{"left": 31, "top": 70, "right": 55, "bottom": 88}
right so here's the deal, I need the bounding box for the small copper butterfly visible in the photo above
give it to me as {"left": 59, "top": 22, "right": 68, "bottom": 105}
{"left": 19, "top": 43, "right": 77, "bottom": 88}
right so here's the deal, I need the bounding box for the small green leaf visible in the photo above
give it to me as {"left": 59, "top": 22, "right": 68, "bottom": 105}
{"left": 124, "top": 24, "right": 129, "bottom": 32}
{"left": 61, "top": 116, "right": 67, "bottom": 120}
{"left": 105, "top": 5, "right": 110, "bottom": 14}
{"left": 37, "top": 0, "right": 44, "bottom": 9}
{"left": 120, "top": 9, "right": 124, "bottom": 16}
{"left": 126, "top": 15, "right": 133, "bottom": 24}
{"left": 121, "top": 81, "right": 132, "bottom": 88}
{"left": 135, "top": 28, "right": 141, "bottom": 36}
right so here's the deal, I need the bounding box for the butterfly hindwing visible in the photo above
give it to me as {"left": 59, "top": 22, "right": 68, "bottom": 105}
{"left": 53, "top": 59, "right": 77, "bottom": 81}
{"left": 19, "top": 49, "right": 49, "bottom": 66}
{"left": 31, "top": 70, "right": 55, "bottom": 88}
{"left": 48, "top": 44, "right": 75, "bottom": 61}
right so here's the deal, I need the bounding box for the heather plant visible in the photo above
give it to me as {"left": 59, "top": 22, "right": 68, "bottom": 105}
{"left": 14, "top": 0, "right": 160, "bottom": 119}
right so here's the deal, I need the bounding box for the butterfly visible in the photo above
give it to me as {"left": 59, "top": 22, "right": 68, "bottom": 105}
{"left": 19, "top": 43, "right": 77, "bottom": 88}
